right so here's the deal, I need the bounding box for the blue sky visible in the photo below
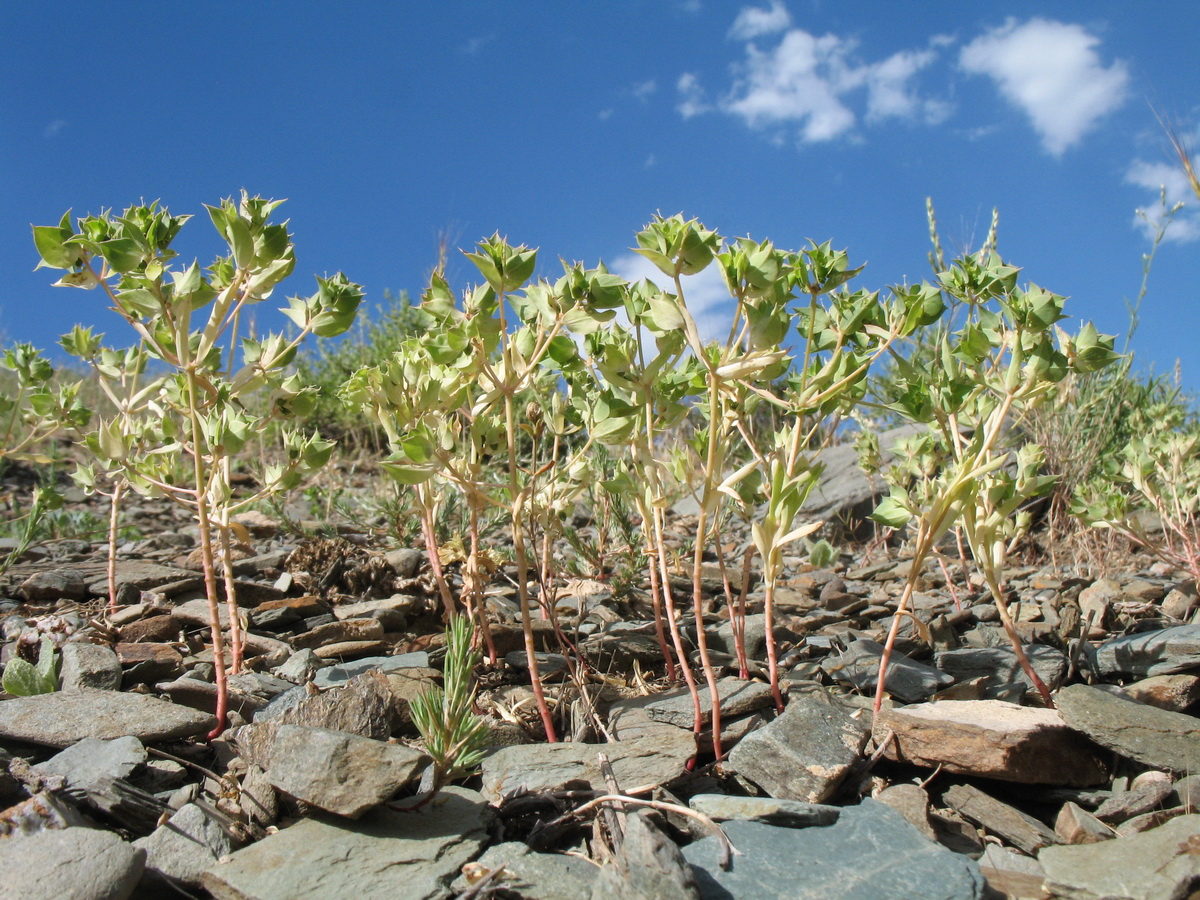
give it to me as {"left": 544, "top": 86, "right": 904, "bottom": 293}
{"left": 2, "top": 1, "right": 1197, "bottom": 386}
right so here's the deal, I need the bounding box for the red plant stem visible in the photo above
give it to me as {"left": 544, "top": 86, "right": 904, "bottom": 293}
{"left": 196, "top": 499, "right": 229, "bottom": 740}
{"left": 418, "top": 486, "right": 455, "bottom": 624}
{"left": 763, "top": 577, "right": 784, "bottom": 712}
{"left": 644, "top": 542, "right": 677, "bottom": 682}
{"left": 985, "top": 571, "right": 1054, "bottom": 707}
{"left": 218, "top": 522, "right": 244, "bottom": 675}
{"left": 652, "top": 505, "right": 700, "bottom": 717}
{"left": 873, "top": 579, "right": 916, "bottom": 716}
{"left": 467, "top": 503, "right": 497, "bottom": 665}
{"left": 737, "top": 547, "right": 753, "bottom": 677}
{"left": 691, "top": 507, "right": 724, "bottom": 762}
{"left": 936, "top": 552, "right": 962, "bottom": 612}
{"left": 716, "top": 550, "right": 749, "bottom": 681}
{"left": 106, "top": 481, "right": 123, "bottom": 612}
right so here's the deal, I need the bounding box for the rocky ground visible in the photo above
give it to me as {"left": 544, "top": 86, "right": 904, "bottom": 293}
{"left": 0, "top": 450, "right": 1199, "bottom": 900}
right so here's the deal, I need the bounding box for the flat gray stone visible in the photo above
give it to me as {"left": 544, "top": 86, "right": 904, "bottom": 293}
{"left": 450, "top": 841, "right": 596, "bottom": 899}
{"left": 935, "top": 645, "right": 1067, "bottom": 698}
{"left": 822, "top": 639, "right": 954, "bottom": 703}
{"left": 0, "top": 688, "right": 214, "bottom": 748}
{"left": 1095, "top": 624, "right": 1200, "bottom": 678}
{"left": 644, "top": 677, "right": 775, "bottom": 728}
{"left": 1055, "top": 683, "right": 1200, "bottom": 774}
{"left": 254, "top": 671, "right": 397, "bottom": 739}
{"left": 0, "top": 826, "right": 145, "bottom": 899}
{"left": 874, "top": 784, "right": 937, "bottom": 840}
{"left": 683, "top": 800, "right": 984, "bottom": 899}
{"left": 943, "top": 783, "right": 1060, "bottom": 855}
{"left": 688, "top": 794, "right": 840, "bottom": 828}
{"left": 35, "top": 736, "right": 146, "bottom": 792}
{"left": 311, "top": 652, "right": 430, "bottom": 689}
{"left": 480, "top": 739, "right": 692, "bottom": 804}
{"left": 1039, "top": 814, "right": 1200, "bottom": 900}
{"left": 59, "top": 642, "right": 123, "bottom": 691}
{"left": 87, "top": 559, "right": 199, "bottom": 596}
{"left": 202, "top": 786, "right": 491, "bottom": 900}
{"left": 19, "top": 568, "right": 89, "bottom": 601}
{"left": 244, "top": 723, "right": 426, "bottom": 818}
{"left": 728, "top": 692, "right": 869, "bottom": 803}
{"left": 135, "top": 802, "right": 237, "bottom": 891}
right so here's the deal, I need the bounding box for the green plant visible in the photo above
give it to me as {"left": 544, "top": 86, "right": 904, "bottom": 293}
{"left": 410, "top": 615, "right": 490, "bottom": 793}
{"left": 295, "top": 289, "right": 422, "bottom": 448}
{"left": 1073, "top": 401, "right": 1200, "bottom": 584}
{"left": 869, "top": 211, "right": 1117, "bottom": 712}
{"left": 0, "top": 342, "right": 90, "bottom": 467}
{"left": 0, "top": 486, "right": 65, "bottom": 578}
{"left": 36, "top": 193, "right": 362, "bottom": 737}
{"left": 806, "top": 538, "right": 838, "bottom": 569}
{"left": 2, "top": 635, "right": 60, "bottom": 697}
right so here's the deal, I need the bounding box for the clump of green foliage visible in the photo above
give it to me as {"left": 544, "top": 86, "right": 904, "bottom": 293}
{"left": 35, "top": 192, "right": 363, "bottom": 737}
{"left": 410, "top": 615, "right": 490, "bottom": 791}
{"left": 2, "top": 635, "right": 60, "bottom": 697}
{"left": 295, "top": 289, "right": 422, "bottom": 448}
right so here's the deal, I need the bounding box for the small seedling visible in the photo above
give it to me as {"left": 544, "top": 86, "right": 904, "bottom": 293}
{"left": 2, "top": 635, "right": 60, "bottom": 697}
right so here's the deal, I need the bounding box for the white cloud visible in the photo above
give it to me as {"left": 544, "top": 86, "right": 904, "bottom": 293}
{"left": 863, "top": 49, "right": 947, "bottom": 123}
{"left": 632, "top": 79, "right": 658, "bottom": 102}
{"left": 959, "top": 18, "right": 1129, "bottom": 157}
{"left": 1126, "top": 157, "right": 1200, "bottom": 243}
{"left": 43, "top": 119, "right": 67, "bottom": 139}
{"left": 723, "top": 30, "right": 858, "bottom": 141}
{"left": 677, "top": 72, "right": 711, "bottom": 119}
{"left": 644, "top": 154, "right": 658, "bottom": 168}
{"left": 729, "top": 1, "right": 791, "bottom": 40}
{"left": 680, "top": 18, "right": 946, "bottom": 145}
{"left": 609, "top": 252, "right": 735, "bottom": 346}
{"left": 597, "top": 108, "right": 615, "bottom": 121}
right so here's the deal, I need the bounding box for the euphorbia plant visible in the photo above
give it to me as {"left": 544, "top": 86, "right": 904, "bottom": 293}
{"left": 35, "top": 194, "right": 362, "bottom": 737}
{"left": 1073, "top": 406, "right": 1200, "bottom": 586}
{"left": 870, "top": 243, "right": 1117, "bottom": 712}
{"left": 0, "top": 342, "right": 88, "bottom": 577}
{"left": 0, "top": 342, "right": 90, "bottom": 466}
{"left": 349, "top": 237, "right": 612, "bottom": 741}
{"left": 59, "top": 330, "right": 161, "bottom": 609}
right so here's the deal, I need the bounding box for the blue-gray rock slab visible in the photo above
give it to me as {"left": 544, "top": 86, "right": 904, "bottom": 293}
{"left": 135, "top": 802, "right": 238, "bottom": 891}
{"left": 727, "top": 691, "right": 869, "bottom": 804}
{"left": 59, "top": 641, "right": 123, "bottom": 691}
{"left": 201, "top": 786, "right": 492, "bottom": 900}
{"left": 683, "top": 799, "right": 984, "bottom": 900}
{"left": 821, "top": 638, "right": 954, "bottom": 704}
{"left": 1055, "top": 683, "right": 1200, "bottom": 774}
{"left": 479, "top": 738, "right": 693, "bottom": 804}
{"left": 34, "top": 735, "right": 146, "bottom": 791}
{"left": 0, "top": 688, "right": 214, "bottom": 748}
{"left": 643, "top": 676, "right": 776, "bottom": 728}
{"left": 935, "top": 645, "right": 1067, "bottom": 697}
{"left": 688, "top": 794, "right": 841, "bottom": 828}
{"left": 448, "top": 841, "right": 596, "bottom": 900}
{"left": 0, "top": 826, "right": 145, "bottom": 900}
{"left": 1096, "top": 624, "right": 1200, "bottom": 678}
{"left": 239, "top": 723, "right": 427, "bottom": 818}
{"left": 312, "top": 652, "right": 430, "bottom": 689}
{"left": 1039, "top": 813, "right": 1200, "bottom": 900}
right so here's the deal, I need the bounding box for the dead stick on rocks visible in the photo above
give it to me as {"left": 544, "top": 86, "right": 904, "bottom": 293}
{"left": 556, "top": 794, "right": 740, "bottom": 870}
{"left": 597, "top": 754, "right": 626, "bottom": 844}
